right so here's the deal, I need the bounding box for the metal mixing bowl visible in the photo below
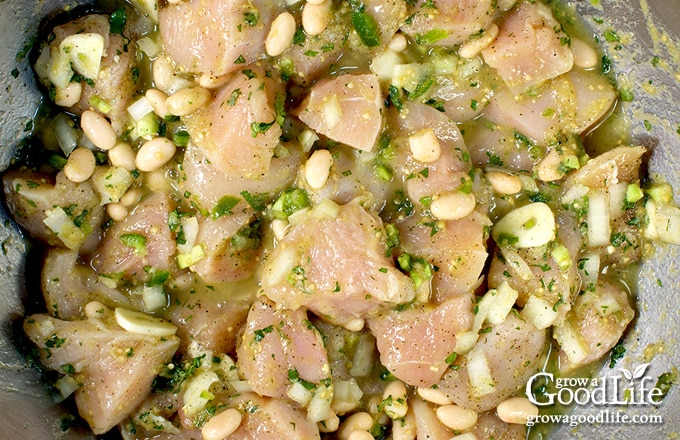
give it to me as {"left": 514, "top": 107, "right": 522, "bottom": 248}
{"left": 1, "top": 1, "right": 678, "bottom": 438}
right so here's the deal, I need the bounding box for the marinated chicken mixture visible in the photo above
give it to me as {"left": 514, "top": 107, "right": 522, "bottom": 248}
{"left": 4, "top": 0, "right": 680, "bottom": 438}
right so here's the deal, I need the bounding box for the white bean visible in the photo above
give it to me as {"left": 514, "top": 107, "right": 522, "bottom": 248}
{"left": 318, "top": 411, "right": 340, "bottom": 433}
{"left": 305, "top": 149, "right": 333, "bottom": 189}
{"left": 120, "top": 188, "right": 142, "bottom": 207}
{"left": 347, "top": 431, "right": 374, "bottom": 440}
{"left": 435, "top": 404, "right": 478, "bottom": 431}
{"left": 342, "top": 318, "right": 365, "bottom": 332}
{"left": 388, "top": 33, "right": 408, "bottom": 52}
{"left": 84, "top": 301, "right": 110, "bottom": 319}
{"left": 409, "top": 128, "right": 441, "bottom": 163}
{"left": 64, "top": 147, "right": 96, "bottom": 183}
{"left": 135, "top": 137, "right": 177, "bottom": 172}
{"left": 55, "top": 82, "right": 83, "bottom": 107}
{"left": 338, "top": 412, "right": 373, "bottom": 440}
{"left": 496, "top": 397, "right": 538, "bottom": 424}
{"left": 382, "top": 380, "right": 408, "bottom": 420}
{"left": 302, "top": 0, "right": 331, "bottom": 36}
{"left": 81, "top": 110, "right": 116, "bottom": 150}
{"left": 201, "top": 408, "right": 243, "bottom": 440}
{"left": 266, "top": 12, "right": 297, "bottom": 56}
{"left": 571, "top": 38, "right": 598, "bottom": 69}
{"left": 166, "top": 86, "right": 211, "bottom": 116}
{"left": 106, "top": 203, "right": 128, "bottom": 222}
{"left": 450, "top": 433, "right": 479, "bottom": 440}
{"left": 198, "top": 72, "right": 233, "bottom": 89}
{"left": 430, "top": 191, "right": 476, "bottom": 221}
{"left": 108, "top": 142, "right": 136, "bottom": 170}
{"left": 416, "top": 387, "right": 452, "bottom": 406}
{"left": 152, "top": 56, "right": 176, "bottom": 93}
{"left": 145, "top": 88, "right": 171, "bottom": 119}
{"left": 459, "top": 23, "right": 499, "bottom": 59}
{"left": 392, "top": 407, "right": 416, "bottom": 440}
{"left": 486, "top": 171, "right": 522, "bottom": 195}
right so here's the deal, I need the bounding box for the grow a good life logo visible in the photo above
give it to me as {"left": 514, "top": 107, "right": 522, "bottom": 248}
{"left": 525, "top": 363, "right": 664, "bottom": 407}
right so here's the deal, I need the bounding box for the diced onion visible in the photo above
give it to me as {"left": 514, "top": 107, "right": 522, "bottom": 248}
{"left": 586, "top": 190, "right": 611, "bottom": 247}
{"left": 55, "top": 375, "right": 79, "bottom": 402}
{"left": 177, "top": 217, "right": 200, "bottom": 255}
{"left": 59, "top": 33, "right": 105, "bottom": 80}
{"left": 370, "top": 50, "right": 403, "bottom": 80}
{"left": 127, "top": 96, "right": 155, "bottom": 122}
{"left": 577, "top": 251, "right": 600, "bottom": 290}
{"left": 521, "top": 295, "right": 559, "bottom": 330}
{"left": 231, "top": 380, "right": 253, "bottom": 393}
{"left": 322, "top": 95, "right": 342, "bottom": 129}
{"left": 332, "top": 378, "right": 363, "bottom": 415}
{"left": 53, "top": 113, "right": 79, "bottom": 157}
{"left": 492, "top": 202, "right": 556, "bottom": 248}
{"left": 136, "top": 36, "right": 160, "bottom": 58}
{"left": 467, "top": 346, "right": 495, "bottom": 397}
{"left": 499, "top": 247, "right": 534, "bottom": 281}
{"left": 287, "top": 381, "right": 314, "bottom": 406}
{"left": 554, "top": 322, "right": 589, "bottom": 367}
{"left": 92, "top": 166, "right": 133, "bottom": 204}
{"left": 608, "top": 182, "right": 628, "bottom": 219}
{"left": 142, "top": 285, "right": 167, "bottom": 312}
{"left": 307, "top": 383, "right": 334, "bottom": 423}
{"left": 182, "top": 371, "right": 219, "bottom": 417}
{"left": 484, "top": 281, "right": 519, "bottom": 326}
{"left": 43, "top": 207, "right": 85, "bottom": 251}
{"left": 644, "top": 199, "right": 680, "bottom": 244}
{"left": 130, "top": 0, "right": 159, "bottom": 22}
{"left": 177, "top": 245, "right": 205, "bottom": 269}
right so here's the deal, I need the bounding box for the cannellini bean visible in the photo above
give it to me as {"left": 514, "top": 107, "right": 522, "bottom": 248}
{"left": 266, "top": 12, "right": 296, "bottom": 56}
{"left": 430, "top": 192, "right": 476, "bottom": 221}
{"left": 198, "top": 72, "right": 233, "bottom": 89}
{"left": 343, "top": 318, "right": 365, "bottom": 332}
{"left": 435, "top": 404, "right": 478, "bottom": 431}
{"left": 382, "top": 380, "right": 408, "bottom": 420}
{"left": 201, "top": 408, "right": 243, "bottom": 440}
{"left": 166, "top": 86, "right": 211, "bottom": 116}
{"left": 135, "top": 137, "right": 177, "bottom": 172}
{"left": 152, "top": 56, "right": 176, "bottom": 93}
{"left": 305, "top": 149, "right": 333, "bottom": 189}
{"left": 81, "top": 110, "right": 116, "bottom": 150}
{"left": 302, "top": 0, "right": 331, "bottom": 36}
{"left": 486, "top": 171, "right": 522, "bottom": 195}
{"left": 388, "top": 33, "right": 408, "bottom": 52}
{"left": 84, "top": 301, "right": 110, "bottom": 319}
{"left": 459, "top": 23, "right": 499, "bottom": 59}
{"left": 416, "top": 387, "right": 452, "bottom": 406}
{"left": 120, "top": 188, "right": 142, "bottom": 207}
{"left": 347, "top": 431, "right": 374, "bottom": 440}
{"left": 571, "top": 38, "right": 598, "bottom": 69}
{"left": 496, "top": 397, "right": 538, "bottom": 424}
{"left": 108, "top": 142, "right": 136, "bottom": 170}
{"left": 106, "top": 203, "right": 128, "bottom": 222}
{"left": 318, "top": 412, "right": 340, "bottom": 433}
{"left": 409, "top": 128, "right": 441, "bottom": 163}
{"left": 64, "top": 147, "right": 96, "bottom": 183}
{"left": 55, "top": 82, "right": 83, "bottom": 107}
{"left": 338, "top": 412, "right": 373, "bottom": 440}
{"left": 392, "top": 407, "right": 416, "bottom": 440}
{"left": 145, "top": 89, "right": 171, "bottom": 119}
{"left": 271, "top": 218, "right": 289, "bottom": 241}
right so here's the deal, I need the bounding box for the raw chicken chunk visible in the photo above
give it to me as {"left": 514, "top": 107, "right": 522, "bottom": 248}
{"left": 482, "top": 0, "right": 574, "bottom": 95}
{"left": 237, "top": 297, "right": 330, "bottom": 399}
{"left": 295, "top": 73, "right": 383, "bottom": 152}
{"left": 368, "top": 295, "right": 474, "bottom": 387}
{"left": 24, "top": 313, "right": 179, "bottom": 434}
{"left": 261, "top": 200, "right": 416, "bottom": 327}
{"left": 159, "top": 0, "right": 284, "bottom": 76}
{"left": 184, "top": 67, "right": 284, "bottom": 178}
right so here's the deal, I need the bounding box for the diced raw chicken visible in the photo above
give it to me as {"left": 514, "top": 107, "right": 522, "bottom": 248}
{"left": 397, "top": 211, "right": 490, "bottom": 302}
{"left": 462, "top": 119, "right": 541, "bottom": 172}
{"left": 43, "top": 248, "right": 131, "bottom": 319}
{"left": 184, "top": 67, "right": 284, "bottom": 179}
{"left": 354, "top": 0, "right": 407, "bottom": 49}
{"left": 261, "top": 200, "right": 416, "bottom": 327}
{"left": 553, "top": 280, "right": 634, "bottom": 372}
{"left": 471, "top": 411, "right": 527, "bottom": 440}
{"left": 438, "top": 313, "right": 547, "bottom": 412}
{"left": 50, "top": 14, "right": 136, "bottom": 134}
{"left": 24, "top": 314, "right": 179, "bottom": 434}
{"left": 482, "top": 1, "right": 574, "bottom": 95}
{"left": 192, "top": 211, "right": 261, "bottom": 283}
{"left": 168, "top": 285, "right": 252, "bottom": 356}
{"left": 401, "top": 0, "right": 498, "bottom": 47}
{"left": 92, "top": 193, "right": 176, "bottom": 280}
{"left": 236, "top": 297, "right": 330, "bottom": 399}
{"left": 410, "top": 397, "right": 454, "bottom": 440}
{"left": 484, "top": 69, "right": 616, "bottom": 144}
{"left": 564, "top": 145, "right": 646, "bottom": 190}
{"left": 226, "top": 393, "right": 321, "bottom": 439}
{"left": 159, "top": 0, "right": 283, "bottom": 76}
{"left": 368, "top": 295, "right": 474, "bottom": 387}
{"left": 433, "top": 63, "right": 496, "bottom": 123}
{"left": 295, "top": 73, "right": 383, "bottom": 152}
{"left": 181, "top": 143, "right": 300, "bottom": 209}
{"left": 388, "top": 102, "right": 471, "bottom": 204}
{"left": 2, "top": 170, "right": 104, "bottom": 252}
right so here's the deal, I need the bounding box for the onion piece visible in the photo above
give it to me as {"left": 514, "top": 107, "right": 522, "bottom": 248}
{"left": 53, "top": 113, "right": 79, "bottom": 157}
{"left": 467, "top": 346, "right": 495, "bottom": 397}
{"left": 492, "top": 202, "right": 556, "bottom": 248}
{"left": 127, "top": 96, "right": 155, "bottom": 122}
{"left": 586, "top": 190, "right": 611, "bottom": 247}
